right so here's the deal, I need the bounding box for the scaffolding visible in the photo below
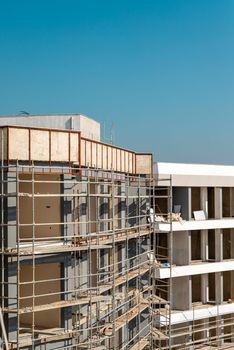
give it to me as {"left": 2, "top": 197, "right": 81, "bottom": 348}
{"left": 0, "top": 161, "right": 155, "bottom": 350}
{"left": 1, "top": 163, "right": 234, "bottom": 349}
{"left": 150, "top": 177, "right": 173, "bottom": 350}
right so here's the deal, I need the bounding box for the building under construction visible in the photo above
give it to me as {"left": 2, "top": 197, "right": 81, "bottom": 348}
{"left": 0, "top": 114, "right": 233, "bottom": 350}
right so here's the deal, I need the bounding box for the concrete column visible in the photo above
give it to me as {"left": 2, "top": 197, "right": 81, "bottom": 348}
{"left": 215, "top": 272, "right": 223, "bottom": 304}
{"left": 172, "top": 230, "right": 192, "bottom": 310}
{"left": 172, "top": 276, "right": 192, "bottom": 310}
{"left": 200, "top": 187, "right": 208, "bottom": 218}
{"left": 215, "top": 187, "right": 223, "bottom": 261}
{"left": 214, "top": 188, "right": 223, "bottom": 261}
{"left": 214, "top": 188, "right": 224, "bottom": 346}
{"left": 201, "top": 230, "right": 208, "bottom": 262}
{"left": 214, "top": 188, "right": 223, "bottom": 305}
{"left": 173, "top": 231, "right": 191, "bottom": 265}
{"left": 201, "top": 228, "right": 209, "bottom": 341}
{"left": 201, "top": 275, "right": 209, "bottom": 304}
{"left": 214, "top": 187, "right": 222, "bottom": 220}
{"left": 200, "top": 185, "right": 210, "bottom": 344}
{"left": 200, "top": 187, "right": 209, "bottom": 312}
{"left": 215, "top": 230, "right": 223, "bottom": 262}
{"left": 200, "top": 187, "right": 209, "bottom": 309}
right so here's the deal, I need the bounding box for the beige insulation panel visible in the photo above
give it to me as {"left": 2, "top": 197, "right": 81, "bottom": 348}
{"left": 91, "top": 142, "right": 97, "bottom": 168}
{"left": 9, "top": 128, "right": 29, "bottom": 160}
{"left": 135, "top": 154, "right": 152, "bottom": 175}
{"left": 116, "top": 149, "right": 121, "bottom": 172}
{"left": 31, "top": 129, "right": 50, "bottom": 161}
{"left": 70, "top": 132, "right": 79, "bottom": 163}
{"left": 20, "top": 263, "right": 61, "bottom": 328}
{"left": 5, "top": 126, "right": 141, "bottom": 174}
{"left": 121, "top": 150, "right": 125, "bottom": 172}
{"left": 112, "top": 148, "right": 116, "bottom": 171}
{"left": 80, "top": 138, "right": 86, "bottom": 166}
{"left": 108, "top": 147, "right": 112, "bottom": 170}
{"left": 129, "top": 152, "right": 133, "bottom": 173}
{"left": 5, "top": 127, "right": 81, "bottom": 163}
{"left": 132, "top": 155, "right": 135, "bottom": 173}
{"left": 85, "top": 140, "right": 91, "bottom": 167}
{"left": 102, "top": 145, "right": 107, "bottom": 170}
{"left": 51, "top": 131, "right": 69, "bottom": 162}
{"left": 19, "top": 174, "right": 61, "bottom": 240}
{"left": 97, "top": 143, "right": 102, "bottom": 168}
{"left": 125, "top": 152, "right": 129, "bottom": 173}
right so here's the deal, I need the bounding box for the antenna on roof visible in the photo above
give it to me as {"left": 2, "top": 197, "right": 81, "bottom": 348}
{"left": 19, "top": 111, "right": 30, "bottom": 116}
{"left": 102, "top": 120, "right": 115, "bottom": 144}
{"left": 110, "top": 122, "right": 115, "bottom": 145}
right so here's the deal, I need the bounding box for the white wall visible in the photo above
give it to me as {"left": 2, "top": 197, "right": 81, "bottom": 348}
{"left": 154, "top": 162, "right": 234, "bottom": 187}
{"left": 0, "top": 114, "right": 101, "bottom": 140}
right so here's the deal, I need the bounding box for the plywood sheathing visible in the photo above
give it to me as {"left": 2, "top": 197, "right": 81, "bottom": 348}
{"left": 0, "top": 125, "right": 153, "bottom": 175}
{"left": 19, "top": 173, "right": 61, "bottom": 240}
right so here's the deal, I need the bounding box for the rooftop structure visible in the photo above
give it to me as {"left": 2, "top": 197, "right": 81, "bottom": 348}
{"left": 0, "top": 113, "right": 101, "bottom": 141}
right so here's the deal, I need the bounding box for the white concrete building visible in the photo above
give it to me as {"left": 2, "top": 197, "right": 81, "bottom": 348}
{"left": 153, "top": 162, "right": 234, "bottom": 349}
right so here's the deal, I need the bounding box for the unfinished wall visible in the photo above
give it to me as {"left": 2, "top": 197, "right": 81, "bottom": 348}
{"left": 19, "top": 174, "right": 61, "bottom": 240}
{"left": 172, "top": 276, "right": 191, "bottom": 310}
{"left": 20, "top": 263, "right": 61, "bottom": 328}
{"left": 80, "top": 138, "right": 137, "bottom": 173}
{"left": 173, "top": 231, "right": 190, "bottom": 265}
{"left": 135, "top": 154, "right": 152, "bottom": 175}
{"left": 7, "top": 126, "right": 80, "bottom": 163}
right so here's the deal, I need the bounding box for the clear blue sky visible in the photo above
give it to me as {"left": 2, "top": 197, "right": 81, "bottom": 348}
{"left": 0, "top": 0, "right": 234, "bottom": 164}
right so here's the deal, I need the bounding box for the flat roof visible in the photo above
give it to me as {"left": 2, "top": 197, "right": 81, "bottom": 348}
{"left": 154, "top": 161, "right": 234, "bottom": 177}
{"left": 0, "top": 113, "right": 99, "bottom": 122}
{"left": 154, "top": 161, "right": 234, "bottom": 186}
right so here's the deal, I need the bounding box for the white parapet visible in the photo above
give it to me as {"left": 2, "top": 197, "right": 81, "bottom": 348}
{"left": 154, "top": 162, "right": 234, "bottom": 186}
{"left": 157, "top": 217, "right": 234, "bottom": 232}
{"left": 157, "top": 302, "right": 234, "bottom": 325}
{"left": 155, "top": 260, "right": 234, "bottom": 279}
